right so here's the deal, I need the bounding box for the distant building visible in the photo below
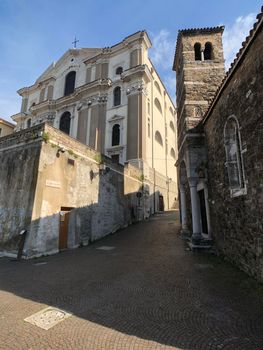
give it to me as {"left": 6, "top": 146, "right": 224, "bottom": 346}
{"left": 0, "top": 118, "right": 15, "bottom": 137}
{"left": 173, "top": 9, "right": 263, "bottom": 281}
{"left": 12, "top": 31, "right": 178, "bottom": 211}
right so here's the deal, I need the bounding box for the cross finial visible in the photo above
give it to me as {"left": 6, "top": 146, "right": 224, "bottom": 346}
{"left": 72, "top": 36, "right": 79, "bottom": 49}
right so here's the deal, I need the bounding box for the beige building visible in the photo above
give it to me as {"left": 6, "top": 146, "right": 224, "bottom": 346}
{"left": 0, "top": 118, "right": 15, "bottom": 137}
{"left": 12, "top": 31, "right": 178, "bottom": 210}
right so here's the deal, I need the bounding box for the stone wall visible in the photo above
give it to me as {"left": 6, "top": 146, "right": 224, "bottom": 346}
{"left": 0, "top": 124, "right": 151, "bottom": 258}
{"left": 175, "top": 30, "right": 225, "bottom": 153}
{"left": 0, "top": 127, "right": 42, "bottom": 255}
{"left": 204, "top": 25, "right": 263, "bottom": 281}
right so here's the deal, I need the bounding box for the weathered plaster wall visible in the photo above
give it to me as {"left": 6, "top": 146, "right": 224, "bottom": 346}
{"left": 0, "top": 127, "right": 42, "bottom": 254}
{"left": 26, "top": 124, "right": 150, "bottom": 257}
{"left": 204, "top": 26, "right": 263, "bottom": 281}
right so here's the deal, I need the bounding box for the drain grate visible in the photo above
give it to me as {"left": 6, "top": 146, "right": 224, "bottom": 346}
{"left": 96, "top": 246, "right": 115, "bottom": 251}
{"left": 24, "top": 307, "right": 71, "bottom": 330}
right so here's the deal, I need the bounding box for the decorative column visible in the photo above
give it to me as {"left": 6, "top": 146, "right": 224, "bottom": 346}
{"left": 179, "top": 184, "right": 188, "bottom": 232}
{"left": 189, "top": 178, "right": 202, "bottom": 242}
{"left": 201, "top": 50, "right": 204, "bottom": 61}
{"left": 204, "top": 182, "right": 212, "bottom": 239}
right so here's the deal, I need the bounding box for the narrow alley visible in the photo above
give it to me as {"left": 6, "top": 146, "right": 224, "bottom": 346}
{"left": 0, "top": 211, "right": 263, "bottom": 350}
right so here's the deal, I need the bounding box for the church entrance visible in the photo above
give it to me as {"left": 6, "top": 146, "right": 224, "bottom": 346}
{"left": 59, "top": 207, "right": 74, "bottom": 250}
{"left": 198, "top": 190, "right": 208, "bottom": 234}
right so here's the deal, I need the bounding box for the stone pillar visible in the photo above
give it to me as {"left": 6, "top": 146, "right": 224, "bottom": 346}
{"left": 204, "top": 182, "right": 212, "bottom": 239}
{"left": 189, "top": 178, "right": 202, "bottom": 241}
{"left": 179, "top": 184, "right": 188, "bottom": 232}
{"left": 70, "top": 114, "right": 76, "bottom": 139}
{"left": 201, "top": 50, "right": 204, "bottom": 61}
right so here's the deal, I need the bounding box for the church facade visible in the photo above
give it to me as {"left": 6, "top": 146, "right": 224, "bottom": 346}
{"left": 0, "top": 31, "right": 178, "bottom": 258}
{"left": 174, "top": 9, "right": 263, "bottom": 281}
{"left": 12, "top": 31, "right": 177, "bottom": 211}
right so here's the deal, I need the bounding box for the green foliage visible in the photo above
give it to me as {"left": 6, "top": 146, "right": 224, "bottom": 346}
{"left": 67, "top": 149, "right": 78, "bottom": 158}
{"left": 94, "top": 153, "right": 103, "bottom": 164}
{"left": 139, "top": 173, "right": 145, "bottom": 182}
{"left": 42, "top": 132, "right": 50, "bottom": 143}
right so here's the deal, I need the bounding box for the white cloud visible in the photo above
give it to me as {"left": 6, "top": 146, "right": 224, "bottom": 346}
{"left": 149, "top": 30, "right": 177, "bottom": 103}
{"left": 223, "top": 13, "right": 256, "bottom": 69}
{"left": 163, "top": 75, "right": 176, "bottom": 100}
{"left": 149, "top": 30, "right": 176, "bottom": 70}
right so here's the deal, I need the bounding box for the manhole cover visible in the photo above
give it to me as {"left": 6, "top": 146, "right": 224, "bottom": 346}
{"left": 96, "top": 246, "right": 115, "bottom": 251}
{"left": 24, "top": 307, "right": 71, "bottom": 330}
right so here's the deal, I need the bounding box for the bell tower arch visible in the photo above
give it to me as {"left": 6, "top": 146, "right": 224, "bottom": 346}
{"left": 173, "top": 26, "right": 225, "bottom": 154}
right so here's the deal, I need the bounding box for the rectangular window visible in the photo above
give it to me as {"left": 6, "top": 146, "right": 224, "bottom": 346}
{"left": 0, "top": 128, "right": 2, "bottom": 137}
{"left": 148, "top": 102, "right": 150, "bottom": 115}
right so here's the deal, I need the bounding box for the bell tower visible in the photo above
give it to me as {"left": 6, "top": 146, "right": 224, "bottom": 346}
{"left": 173, "top": 27, "right": 225, "bottom": 152}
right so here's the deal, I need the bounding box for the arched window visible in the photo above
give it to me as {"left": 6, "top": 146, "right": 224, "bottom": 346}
{"left": 112, "top": 124, "right": 120, "bottom": 146}
{"left": 170, "top": 148, "right": 176, "bottom": 159}
{"left": 154, "top": 81, "right": 162, "bottom": 95}
{"left": 170, "top": 121, "right": 175, "bottom": 132}
{"left": 59, "top": 111, "right": 71, "bottom": 135}
{"left": 204, "top": 42, "right": 213, "bottom": 60}
{"left": 116, "top": 66, "right": 123, "bottom": 75}
{"left": 155, "top": 131, "right": 163, "bottom": 146}
{"left": 224, "top": 116, "right": 246, "bottom": 196}
{"left": 169, "top": 107, "right": 174, "bottom": 117}
{"left": 27, "top": 118, "right": 31, "bottom": 128}
{"left": 64, "top": 71, "right": 76, "bottom": 96}
{"left": 113, "top": 86, "right": 121, "bottom": 106}
{"left": 194, "top": 43, "right": 201, "bottom": 61}
{"left": 154, "top": 98, "right": 162, "bottom": 114}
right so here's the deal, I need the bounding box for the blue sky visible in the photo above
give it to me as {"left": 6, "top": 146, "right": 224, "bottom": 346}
{"left": 0, "top": 0, "right": 262, "bottom": 121}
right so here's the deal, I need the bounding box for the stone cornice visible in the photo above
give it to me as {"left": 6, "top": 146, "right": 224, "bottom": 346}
{"left": 84, "top": 31, "right": 151, "bottom": 65}
{"left": 121, "top": 64, "right": 151, "bottom": 83}
{"left": 29, "top": 79, "right": 112, "bottom": 114}
{"left": 18, "top": 76, "right": 56, "bottom": 96}
{"left": 0, "top": 123, "right": 44, "bottom": 150}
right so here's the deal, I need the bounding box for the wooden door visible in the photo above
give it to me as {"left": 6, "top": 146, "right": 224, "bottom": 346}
{"left": 159, "top": 195, "right": 164, "bottom": 211}
{"left": 59, "top": 211, "right": 70, "bottom": 250}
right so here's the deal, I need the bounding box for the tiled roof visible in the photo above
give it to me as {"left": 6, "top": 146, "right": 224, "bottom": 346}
{"left": 173, "top": 26, "right": 225, "bottom": 70}
{"left": 202, "top": 7, "right": 263, "bottom": 124}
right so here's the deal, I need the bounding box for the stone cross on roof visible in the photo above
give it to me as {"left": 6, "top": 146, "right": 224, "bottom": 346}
{"left": 72, "top": 36, "right": 79, "bottom": 49}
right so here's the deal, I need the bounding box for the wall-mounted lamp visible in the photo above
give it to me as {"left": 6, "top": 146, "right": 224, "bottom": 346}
{"left": 56, "top": 147, "right": 66, "bottom": 157}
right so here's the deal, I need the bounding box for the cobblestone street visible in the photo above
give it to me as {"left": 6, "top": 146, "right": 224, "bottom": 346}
{"left": 0, "top": 211, "right": 263, "bottom": 350}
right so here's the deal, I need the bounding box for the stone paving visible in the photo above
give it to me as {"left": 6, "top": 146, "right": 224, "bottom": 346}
{"left": 0, "top": 211, "right": 263, "bottom": 350}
